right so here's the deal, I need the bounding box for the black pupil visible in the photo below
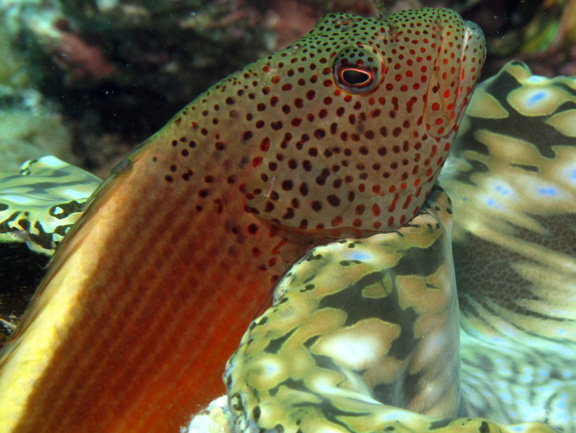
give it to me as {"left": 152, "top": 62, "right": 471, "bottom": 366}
{"left": 342, "top": 69, "right": 370, "bottom": 85}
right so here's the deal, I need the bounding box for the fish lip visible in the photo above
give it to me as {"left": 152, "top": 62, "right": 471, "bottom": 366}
{"left": 421, "top": 9, "right": 486, "bottom": 139}
{"left": 463, "top": 20, "right": 484, "bottom": 46}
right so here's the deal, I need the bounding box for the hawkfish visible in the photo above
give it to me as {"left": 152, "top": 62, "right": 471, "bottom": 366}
{"left": 0, "top": 6, "right": 485, "bottom": 433}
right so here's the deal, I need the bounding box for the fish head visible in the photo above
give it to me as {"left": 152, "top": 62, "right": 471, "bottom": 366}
{"left": 223, "top": 8, "right": 486, "bottom": 236}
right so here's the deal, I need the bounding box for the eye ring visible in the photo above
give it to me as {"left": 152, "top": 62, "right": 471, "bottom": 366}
{"left": 337, "top": 67, "right": 375, "bottom": 88}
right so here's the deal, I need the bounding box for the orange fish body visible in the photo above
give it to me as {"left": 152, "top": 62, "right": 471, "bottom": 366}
{"left": 0, "top": 7, "right": 484, "bottom": 433}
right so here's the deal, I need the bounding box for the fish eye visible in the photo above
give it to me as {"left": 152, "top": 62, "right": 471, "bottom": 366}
{"left": 333, "top": 45, "right": 384, "bottom": 94}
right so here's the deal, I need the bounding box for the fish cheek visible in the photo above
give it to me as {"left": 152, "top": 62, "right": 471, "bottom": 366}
{"left": 242, "top": 128, "right": 336, "bottom": 235}
{"left": 241, "top": 47, "right": 387, "bottom": 236}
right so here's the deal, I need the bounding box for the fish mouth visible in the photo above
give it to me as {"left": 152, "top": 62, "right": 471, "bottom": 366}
{"left": 423, "top": 10, "right": 486, "bottom": 139}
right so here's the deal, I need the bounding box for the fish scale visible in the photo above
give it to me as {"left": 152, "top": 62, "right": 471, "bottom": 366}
{"left": 0, "top": 7, "right": 484, "bottom": 433}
